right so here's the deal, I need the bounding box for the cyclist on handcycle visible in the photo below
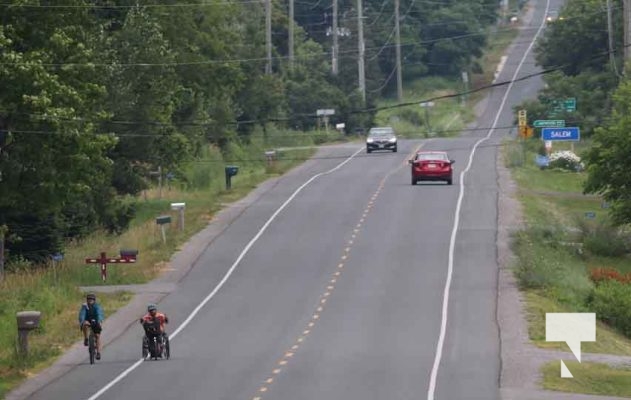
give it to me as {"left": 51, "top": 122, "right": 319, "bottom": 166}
{"left": 78, "top": 293, "right": 104, "bottom": 360}
{"left": 139, "top": 303, "right": 169, "bottom": 343}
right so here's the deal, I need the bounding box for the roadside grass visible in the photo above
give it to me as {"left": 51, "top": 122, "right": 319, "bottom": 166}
{"left": 505, "top": 138, "right": 631, "bottom": 395}
{"left": 524, "top": 291, "right": 631, "bottom": 355}
{"left": 542, "top": 361, "right": 631, "bottom": 397}
{"left": 0, "top": 137, "right": 316, "bottom": 398}
{"left": 373, "top": 78, "right": 464, "bottom": 139}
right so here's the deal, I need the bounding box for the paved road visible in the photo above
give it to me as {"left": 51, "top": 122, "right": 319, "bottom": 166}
{"left": 18, "top": 1, "right": 562, "bottom": 400}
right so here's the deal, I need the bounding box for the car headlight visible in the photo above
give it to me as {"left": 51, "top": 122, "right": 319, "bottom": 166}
{"left": 388, "top": 137, "right": 397, "bottom": 143}
{"left": 366, "top": 138, "right": 373, "bottom": 143}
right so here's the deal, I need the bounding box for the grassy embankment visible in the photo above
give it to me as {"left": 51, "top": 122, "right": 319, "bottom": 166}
{"left": 505, "top": 138, "right": 631, "bottom": 396}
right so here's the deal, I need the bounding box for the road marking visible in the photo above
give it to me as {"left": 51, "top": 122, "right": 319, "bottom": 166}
{"left": 426, "top": 3, "right": 550, "bottom": 399}
{"left": 86, "top": 146, "right": 365, "bottom": 400}
{"left": 249, "top": 141, "right": 429, "bottom": 399}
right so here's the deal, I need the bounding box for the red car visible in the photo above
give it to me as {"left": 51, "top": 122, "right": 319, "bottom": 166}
{"left": 408, "top": 151, "right": 455, "bottom": 185}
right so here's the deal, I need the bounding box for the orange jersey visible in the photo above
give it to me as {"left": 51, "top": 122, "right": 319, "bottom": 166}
{"left": 141, "top": 312, "right": 168, "bottom": 332}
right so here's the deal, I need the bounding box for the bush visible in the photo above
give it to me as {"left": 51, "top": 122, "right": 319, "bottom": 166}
{"left": 398, "top": 109, "right": 423, "bottom": 126}
{"left": 591, "top": 281, "right": 631, "bottom": 337}
{"left": 548, "top": 150, "right": 584, "bottom": 171}
{"left": 576, "top": 220, "right": 629, "bottom": 257}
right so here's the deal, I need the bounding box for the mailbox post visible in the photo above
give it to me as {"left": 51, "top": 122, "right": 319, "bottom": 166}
{"left": 16, "top": 311, "right": 41, "bottom": 356}
{"left": 225, "top": 165, "right": 239, "bottom": 189}
{"left": 264, "top": 151, "right": 276, "bottom": 168}
{"left": 170, "top": 202, "right": 186, "bottom": 231}
{"left": 156, "top": 215, "right": 171, "bottom": 244}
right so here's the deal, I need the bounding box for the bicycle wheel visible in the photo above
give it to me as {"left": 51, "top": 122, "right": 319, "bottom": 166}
{"left": 88, "top": 333, "right": 96, "bottom": 365}
{"left": 164, "top": 337, "right": 170, "bottom": 360}
{"left": 142, "top": 337, "right": 149, "bottom": 358}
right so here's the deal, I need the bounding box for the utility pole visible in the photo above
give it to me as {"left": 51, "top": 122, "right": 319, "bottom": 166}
{"left": 607, "top": 0, "right": 620, "bottom": 76}
{"left": 332, "top": 0, "right": 339, "bottom": 74}
{"left": 395, "top": 0, "right": 403, "bottom": 101}
{"left": 265, "top": 0, "right": 272, "bottom": 74}
{"left": 289, "top": 0, "right": 294, "bottom": 69}
{"left": 357, "top": 0, "right": 366, "bottom": 104}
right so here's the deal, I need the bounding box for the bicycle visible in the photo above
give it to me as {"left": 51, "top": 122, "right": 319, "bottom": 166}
{"left": 142, "top": 319, "right": 170, "bottom": 360}
{"left": 87, "top": 319, "right": 98, "bottom": 365}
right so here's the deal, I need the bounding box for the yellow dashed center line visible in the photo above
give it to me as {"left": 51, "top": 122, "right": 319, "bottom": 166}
{"left": 250, "top": 142, "right": 428, "bottom": 399}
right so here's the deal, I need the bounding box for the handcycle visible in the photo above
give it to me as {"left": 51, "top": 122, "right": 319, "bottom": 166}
{"left": 141, "top": 319, "right": 170, "bottom": 360}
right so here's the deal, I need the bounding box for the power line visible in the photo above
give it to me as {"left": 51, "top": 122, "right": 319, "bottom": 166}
{"left": 1, "top": 46, "right": 613, "bottom": 136}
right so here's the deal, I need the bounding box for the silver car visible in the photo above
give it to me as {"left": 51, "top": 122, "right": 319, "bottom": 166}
{"left": 366, "top": 127, "right": 397, "bottom": 153}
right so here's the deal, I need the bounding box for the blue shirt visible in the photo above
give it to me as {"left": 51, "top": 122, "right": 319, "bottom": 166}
{"left": 78, "top": 303, "right": 104, "bottom": 326}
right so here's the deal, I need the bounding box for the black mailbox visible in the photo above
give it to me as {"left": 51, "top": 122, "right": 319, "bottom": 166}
{"left": 17, "top": 311, "right": 41, "bottom": 330}
{"left": 156, "top": 215, "right": 171, "bottom": 225}
{"left": 225, "top": 166, "right": 239, "bottom": 177}
{"left": 225, "top": 165, "right": 239, "bottom": 189}
{"left": 120, "top": 249, "right": 138, "bottom": 257}
{"left": 120, "top": 249, "right": 138, "bottom": 261}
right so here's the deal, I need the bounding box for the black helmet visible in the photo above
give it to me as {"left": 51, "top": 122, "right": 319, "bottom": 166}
{"left": 86, "top": 293, "right": 96, "bottom": 301}
{"left": 147, "top": 304, "right": 157, "bottom": 312}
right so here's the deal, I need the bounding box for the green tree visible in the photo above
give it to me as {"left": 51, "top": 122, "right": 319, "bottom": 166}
{"left": 583, "top": 79, "right": 631, "bottom": 225}
{"left": 535, "top": 0, "right": 623, "bottom": 76}
{"left": 103, "top": 6, "right": 187, "bottom": 195}
{"left": 0, "top": 2, "right": 118, "bottom": 261}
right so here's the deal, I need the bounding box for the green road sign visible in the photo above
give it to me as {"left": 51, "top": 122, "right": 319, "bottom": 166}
{"left": 549, "top": 98, "right": 576, "bottom": 115}
{"left": 533, "top": 119, "right": 566, "bottom": 128}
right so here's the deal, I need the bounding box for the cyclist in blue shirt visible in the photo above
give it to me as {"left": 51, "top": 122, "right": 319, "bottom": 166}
{"left": 78, "top": 293, "right": 104, "bottom": 360}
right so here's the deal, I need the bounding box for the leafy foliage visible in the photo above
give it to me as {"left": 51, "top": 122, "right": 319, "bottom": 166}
{"left": 0, "top": 0, "right": 502, "bottom": 263}
{"left": 583, "top": 80, "right": 631, "bottom": 225}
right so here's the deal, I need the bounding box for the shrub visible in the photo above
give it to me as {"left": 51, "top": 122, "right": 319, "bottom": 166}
{"left": 548, "top": 150, "right": 584, "bottom": 171}
{"left": 398, "top": 109, "right": 422, "bottom": 126}
{"left": 576, "top": 220, "right": 630, "bottom": 257}
{"left": 591, "top": 281, "right": 631, "bottom": 337}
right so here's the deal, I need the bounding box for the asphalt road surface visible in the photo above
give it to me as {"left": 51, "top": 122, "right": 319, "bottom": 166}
{"left": 25, "top": 1, "right": 554, "bottom": 399}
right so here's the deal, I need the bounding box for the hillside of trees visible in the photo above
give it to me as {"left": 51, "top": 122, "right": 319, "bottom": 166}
{"left": 0, "top": 0, "right": 501, "bottom": 264}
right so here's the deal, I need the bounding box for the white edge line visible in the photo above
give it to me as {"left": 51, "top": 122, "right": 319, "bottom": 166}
{"left": 86, "top": 146, "right": 364, "bottom": 400}
{"left": 426, "top": 3, "right": 550, "bottom": 399}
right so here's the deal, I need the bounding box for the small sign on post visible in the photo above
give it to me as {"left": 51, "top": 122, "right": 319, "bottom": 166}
{"left": 316, "top": 109, "right": 335, "bottom": 131}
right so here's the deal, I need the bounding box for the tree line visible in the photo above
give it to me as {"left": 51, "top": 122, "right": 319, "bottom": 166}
{"left": 0, "top": 0, "right": 500, "bottom": 264}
